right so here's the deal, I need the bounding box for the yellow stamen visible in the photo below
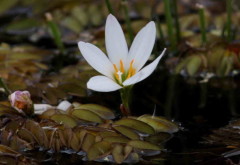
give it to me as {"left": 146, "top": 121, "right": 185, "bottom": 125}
{"left": 113, "top": 64, "right": 118, "bottom": 72}
{"left": 114, "top": 72, "right": 119, "bottom": 80}
{"left": 126, "top": 60, "right": 135, "bottom": 79}
{"left": 120, "top": 60, "right": 124, "bottom": 73}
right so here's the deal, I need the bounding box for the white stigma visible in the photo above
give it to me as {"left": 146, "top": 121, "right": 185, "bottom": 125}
{"left": 117, "top": 71, "right": 123, "bottom": 83}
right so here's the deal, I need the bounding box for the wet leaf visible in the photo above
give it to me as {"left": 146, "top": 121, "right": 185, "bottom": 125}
{"left": 112, "top": 144, "right": 125, "bottom": 164}
{"left": 186, "top": 56, "right": 202, "bottom": 76}
{"left": 81, "top": 133, "right": 95, "bottom": 152}
{"left": 137, "top": 115, "right": 179, "bottom": 133}
{"left": 24, "top": 120, "right": 48, "bottom": 148}
{"left": 72, "top": 109, "right": 104, "bottom": 123}
{"left": 70, "top": 132, "right": 80, "bottom": 151}
{"left": 0, "top": 144, "right": 19, "bottom": 155}
{"left": 74, "top": 104, "right": 115, "bottom": 120}
{"left": 17, "top": 128, "right": 36, "bottom": 144}
{"left": 51, "top": 114, "right": 77, "bottom": 128}
{"left": 114, "top": 118, "right": 155, "bottom": 135}
{"left": 87, "top": 141, "right": 111, "bottom": 161}
{"left": 113, "top": 125, "right": 140, "bottom": 140}
{"left": 0, "top": 0, "right": 18, "bottom": 14}
{"left": 39, "top": 109, "right": 57, "bottom": 119}
{"left": 145, "top": 132, "right": 172, "bottom": 144}
{"left": 127, "top": 140, "right": 162, "bottom": 151}
{"left": 103, "top": 136, "right": 129, "bottom": 144}
{"left": 98, "top": 130, "right": 120, "bottom": 138}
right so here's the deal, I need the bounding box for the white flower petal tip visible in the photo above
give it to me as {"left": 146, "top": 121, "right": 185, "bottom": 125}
{"left": 105, "top": 14, "right": 128, "bottom": 66}
{"left": 128, "top": 21, "right": 156, "bottom": 72}
{"left": 123, "top": 48, "right": 167, "bottom": 86}
{"left": 78, "top": 41, "right": 114, "bottom": 78}
{"left": 87, "top": 76, "right": 123, "bottom": 92}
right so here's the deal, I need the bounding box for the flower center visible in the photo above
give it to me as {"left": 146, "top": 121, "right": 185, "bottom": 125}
{"left": 113, "top": 59, "right": 136, "bottom": 84}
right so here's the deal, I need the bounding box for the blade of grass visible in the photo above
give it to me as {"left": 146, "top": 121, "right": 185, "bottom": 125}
{"left": 45, "top": 13, "right": 65, "bottom": 54}
{"left": 121, "top": 0, "right": 134, "bottom": 42}
{"left": 0, "top": 78, "right": 11, "bottom": 95}
{"left": 173, "top": 0, "right": 181, "bottom": 42}
{"left": 105, "top": 0, "right": 114, "bottom": 14}
{"left": 197, "top": 4, "right": 207, "bottom": 45}
{"left": 163, "top": 0, "right": 176, "bottom": 50}
{"left": 226, "top": 0, "right": 232, "bottom": 42}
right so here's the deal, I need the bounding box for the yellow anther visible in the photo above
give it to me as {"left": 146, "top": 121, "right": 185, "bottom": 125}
{"left": 126, "top": 60, "right": 135, "bottom": 79}
{"left": 120, "top": 60, "right": 124, "bottom": 73}
{"left": 113, "top": 64, "right": 118, "bottom": 72}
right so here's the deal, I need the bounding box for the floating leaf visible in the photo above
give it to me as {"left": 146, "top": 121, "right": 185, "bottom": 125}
{"left": 0, "top": 0, "right": 18, "bottom": 14}
{"left": 72, "top": 109, "right": 104, "bottom": 123}
{"left": 186, "top": 55, "right": 202, "bottom": 76}
{"left": 114, "top": 118, "right": 155, "bottom": 135}
{"left": 87, "top": 141, "right": 111, "bottom": 161}
{"left": 113, "top": 125, "right": 139, "bottom": 140}
{"left": 98, "top": 131, "right": 120, "bottom": 138}
{"left": 81, "top": 133, "right": 95, "bottom": 152}
{"left": 51, "top": 114, "right": 77, "bottom": 128}
{"left": 17, "top": 128, "right": 36, "bottom": 144}
{"left": 112, "top": 144, "right": 125, "bottom": 164}
{"left": 127, "top": 140, "right": 162, "bottom": 151}
{"left": 137, "top": 115, "right": 179, "bottom": 133}
{"left": 24, "top": 120, "right": 48, "bottom": 148}
{"left": 74, "top": 104, "right": 115, "bottom": 120}
{"left": 145, "top": 132, "right": 172, "bottom": 144}
{"left": 103, "top": 136, "right": 129, "bottom": 144}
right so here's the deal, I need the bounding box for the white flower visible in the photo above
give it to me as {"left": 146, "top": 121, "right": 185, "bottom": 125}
{"left": 78, "top": 14, "right": 166, "bottom": 92}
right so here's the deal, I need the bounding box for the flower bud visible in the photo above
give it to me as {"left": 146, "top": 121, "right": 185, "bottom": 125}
{"left": 9, "top": 91, "right": 34, "bottom": 116}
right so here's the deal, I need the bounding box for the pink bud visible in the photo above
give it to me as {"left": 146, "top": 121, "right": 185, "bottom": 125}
{"left": 9, "top": 91, "right": 33, "bottom": 113}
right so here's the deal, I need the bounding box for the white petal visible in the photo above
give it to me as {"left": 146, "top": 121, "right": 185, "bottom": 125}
{"left": 57, "top": 101, "right": 72, "bottom": 111}
{"left": 87, "top": 76, "right": 122, "bottom": 92}
{"left": 78, "top": 41, "right": 114, "bottom": 78}
{"left": 128, "top": 21, "right": 156, "bottom": 71}
{"left": 34, "top": 104, "right": 53, "bottom": 114}
{"left": 123, "top": 48, "right": 166, "bottom": 86}
{"left": 105, "top": 14, "right": 128, "bottom": 67}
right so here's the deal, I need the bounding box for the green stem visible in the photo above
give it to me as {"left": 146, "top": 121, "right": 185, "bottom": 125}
{"left": 165, "top": 75, "right": 177, "bottom": 118}
{"left": 122, "top": 0, "right": 134, "bottom": 42}
{"left": 173, "top": 0, "right": 181, "bottom": 42}
{"left": 46, "top": 13, "right": 65, "bottom": 54}
{"left": 226, "top": 0, "right": 232, "bottom": 42}
{"left": 105, "top": 0, "right": 114, "bottom": 14}
{"left": 163, "top": 0, "right": 176, "bottom": 50}
{"left": 156, "top": 16, "right": 165, "bottom": 43}
{"left": 120, "top": 86, "right": 133, "bottom": 116}
{"left": 197, "top": 4, "right": 207, "bottom": 44}
{"left": 0, "top": 78, "right": 11, "bottom": 95}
